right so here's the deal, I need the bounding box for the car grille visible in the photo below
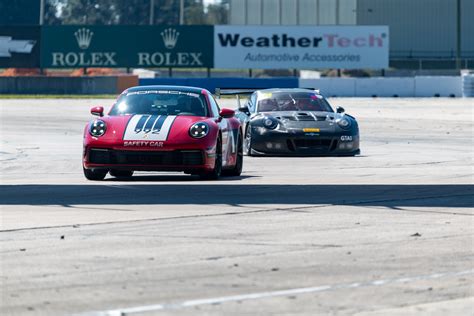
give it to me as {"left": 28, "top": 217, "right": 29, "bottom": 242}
{"left": 288, "top": 139, "right": 337, "bottom": 151}
{"left": 88, "top": 148, "right": 204, "bottom": 166}
{"left": 295, "top": 114, "right": 315, "bottom": 121}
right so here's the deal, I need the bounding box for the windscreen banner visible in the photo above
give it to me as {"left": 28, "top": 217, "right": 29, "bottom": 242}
{"left": 214, "top": 25, "right": 389, "bottom": 69}
{"left": 0, "top": 26, "right": 40, "bottom": 68}
{"left": 41, "top": 25, "right": 213, "bottom": 68}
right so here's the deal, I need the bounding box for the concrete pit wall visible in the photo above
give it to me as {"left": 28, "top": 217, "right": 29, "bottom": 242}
{"left": 300, "top": 77, "right": 462, "bottom": 97}
{"left": 0, "top": 75, "right": 467, "bottom": 97}
{"left": 0, "top": 76, "right": 138, "bottom": 94}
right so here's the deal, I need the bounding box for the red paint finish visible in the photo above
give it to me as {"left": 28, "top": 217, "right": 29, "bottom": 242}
{"left": 83, "top": 87, "right": 241, "bottom": 174}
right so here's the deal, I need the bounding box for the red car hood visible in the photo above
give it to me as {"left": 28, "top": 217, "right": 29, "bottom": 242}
{"left": 95, "top": 114, "right": 212, "bottom": 144}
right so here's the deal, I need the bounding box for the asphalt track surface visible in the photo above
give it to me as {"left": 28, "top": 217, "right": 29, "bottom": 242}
{"left": 0, "top": 97, "right": 473, "bottom": 316}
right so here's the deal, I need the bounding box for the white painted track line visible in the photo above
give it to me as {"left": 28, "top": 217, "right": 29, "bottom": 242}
{"left": 86, "top": 269, "right": 474, "bottom": 316}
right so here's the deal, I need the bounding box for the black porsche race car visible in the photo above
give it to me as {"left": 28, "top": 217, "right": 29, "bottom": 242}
{"left": 217, "top": 88, "right": 360, "bottom": 156}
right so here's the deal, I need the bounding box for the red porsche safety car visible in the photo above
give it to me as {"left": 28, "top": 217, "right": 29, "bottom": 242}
{"left": 83, "top": 86, "right": 243, "bottom": 180}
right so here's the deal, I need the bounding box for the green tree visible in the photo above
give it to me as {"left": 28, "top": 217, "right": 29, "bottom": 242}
{"left": 47, "top": 0, "right": 229, "bottom": 25}
{"left": 114, "top": 0, "right": 149, "bottom": 25}
{"left": 184, "top": 0, "right": 204, "bottom": 25}
{"left": 44, "top": 0, "right": 63, "bottom": 25}
{"left": 205, "top": 1, "right": 229, "bottom": 25}
{"left": 58, "top": 0, "right": 118, "bottom": 24}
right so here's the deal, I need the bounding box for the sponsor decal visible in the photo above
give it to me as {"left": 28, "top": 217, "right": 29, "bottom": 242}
{"left": 124, "top": 141, "right": 164, "bottom": 147}
{"left": 217, "top": 33, "right": 386, "bottom": 49}
{"left": 51, "top": 27, "right": 117, "bottom": 67}
{"left": 137, "top": 27, "right": 203, "bottom": 66}
{"left": 42, "top": 25, "right": 213, "bottom": 68}
{"left": 74, "top": 28, "right": 93, "bottom": 49}
{"left": 303, "top": 128, "right": 320, "bottom": 133}
{"left": 123, "top": 115, "right": 176, "bottom": 141}
{"left": 137, "top": 52, "right": 202, "bottom": 67}
{"left": 0, "top": 36, "right": 36, "bottom": 57}
{"left": 161, "top": 28, "right": 179, "bottom": 49}
{"left": 126, "top": 90, "right": 200, "bottom": 98}
{"left": 214, "top": 26, "right": 389, "bottom": 69}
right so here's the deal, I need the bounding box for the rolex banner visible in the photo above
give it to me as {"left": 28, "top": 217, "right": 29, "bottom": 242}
{"left": 0, "top": 26, "right": 40, "bottom": 68}
{"left": 41, "top": 26, "right": 213, "bottom": 68}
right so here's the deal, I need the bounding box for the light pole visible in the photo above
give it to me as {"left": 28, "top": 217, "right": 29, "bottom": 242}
{"left": 39, "top": 0, "right": 45, "bottom": 25}
{"left": 456, "top": 0, "right": 461, "bottom": 70}
{"left": 149, "top": 0, "right": 155, "bottom": 25}
{"left": 179, "top": 0, "right": 184, "bottom": 24}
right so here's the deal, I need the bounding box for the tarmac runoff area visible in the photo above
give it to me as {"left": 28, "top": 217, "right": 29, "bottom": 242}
{"left": 0, "top": 97, "right": 473, "bottom": 316}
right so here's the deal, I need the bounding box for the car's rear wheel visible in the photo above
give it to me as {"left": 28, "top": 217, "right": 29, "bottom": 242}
{"left": 223, "top": 132, "right": 243, "bottom": 177}
{"left": 109, "top": 169, "right": 134, "bottom": 178}
{"left": 83, "top": 167, "right": 107, "bottom": 181}
{"left": 200, "top": 137, "right": 222, "bottom": 180}
{"left": 244, "top": 126, "right": 253, "bottom": 156}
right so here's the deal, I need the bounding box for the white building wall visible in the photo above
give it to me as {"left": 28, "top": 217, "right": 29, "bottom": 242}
{"left": 461, "top": 0, "right": 474, "bottom": 57}
{"left": 357, "top": 0, "right": 457, "bottom": 58}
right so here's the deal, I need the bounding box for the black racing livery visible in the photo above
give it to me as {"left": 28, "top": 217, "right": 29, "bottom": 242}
{"left": 218, "top": 88, "right": 360, "bottom": 156}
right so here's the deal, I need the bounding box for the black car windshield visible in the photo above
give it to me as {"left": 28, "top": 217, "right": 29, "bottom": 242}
{"left": 110, "top": 90, "right": 209, "bottom": 116}
{"left": 257, "top": 92, "right": 333, "bottom": 112}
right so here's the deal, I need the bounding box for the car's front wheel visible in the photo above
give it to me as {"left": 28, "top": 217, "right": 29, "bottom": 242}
{"left": 83, "top": 167, "right": 107, "bottom": 181}
{"left": 243, "top": 126, "right": 253, "bottom": 156}
{"left": 200, "top": 137, "right": 222, "bottom": 180}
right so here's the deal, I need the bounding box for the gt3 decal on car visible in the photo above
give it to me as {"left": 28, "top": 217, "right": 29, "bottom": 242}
{"left": 123, "top": 115, "right": 176, "bottom": 141}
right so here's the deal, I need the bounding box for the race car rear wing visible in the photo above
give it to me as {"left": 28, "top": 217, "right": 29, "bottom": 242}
{"left": 215, "top": 87, "right": 321, "bottom": 97}
{"left": 214, "top": 88, "right": 257, "bottom": 108}
{"left": 214, "top": 88, "right": 256, "bottom": 98}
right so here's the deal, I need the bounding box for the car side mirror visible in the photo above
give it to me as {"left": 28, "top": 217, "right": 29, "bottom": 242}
{"left": 219, "top": 108, "right": 235, "bottom": 118}
{"left": 336, "top": 106, "right": 345, "bottom": 113}
{"left": 238, "top": 105, "right": 250, "bottom": 115}
{"left": 91, "top": 106, "right": 104, "bottom": 117}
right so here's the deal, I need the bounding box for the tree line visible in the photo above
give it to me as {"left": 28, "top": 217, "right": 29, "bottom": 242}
{"left": 0, "top": 0, "right": 229, "bottom": 25}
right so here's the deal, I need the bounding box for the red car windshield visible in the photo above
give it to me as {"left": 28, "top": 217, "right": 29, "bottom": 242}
{"left": 110, "top": 90, "right": 209, "bottom": 116}
{"left": 257, "top": 92, "right": 333, "bottom": 112}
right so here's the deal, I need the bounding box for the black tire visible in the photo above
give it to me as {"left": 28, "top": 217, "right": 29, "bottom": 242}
{"left": 83, "top": 167, "right": 107, "bottom": 181}
{"left": 222, "top": 132, "right": 243, "bottom": 177}
{"left": 243, "top": 125, "right": 253, "bottom": 156}
{"left": 109, "top": 169, "right": 134, "bottom": 178}
{"left": 200, "top": 137, "right": 222, "bottom": 180}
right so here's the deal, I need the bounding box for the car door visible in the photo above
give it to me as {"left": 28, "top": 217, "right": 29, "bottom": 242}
{"left": 208, "top": 94, "right": 233, "bottom": 167}
{"left": 241, "top": 92, "right": 257, "bottom": 136}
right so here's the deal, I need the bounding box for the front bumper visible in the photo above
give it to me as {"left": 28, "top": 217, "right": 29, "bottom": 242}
{"left": 83, "top": 147, "right": 215, "bottom": 172}
{"left": 251, "top": 129, "right": 360, "bottom": 156}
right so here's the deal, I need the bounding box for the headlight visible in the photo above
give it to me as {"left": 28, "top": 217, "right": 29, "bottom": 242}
{"left": 189, "top": 122, "right": 209, "bottom": 138}
{"left": 262, "top": 116, "right": 278, "bottom": 130}
{"left": 89, "top": 119, "right": 107, "bottom": 137}
{"left": 337, "top": 118, "right": 351, "bottom": 129}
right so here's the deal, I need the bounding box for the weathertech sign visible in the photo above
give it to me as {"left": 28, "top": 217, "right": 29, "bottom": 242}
{"left": 214, "top": 26, "right": 389, "bottom": 69}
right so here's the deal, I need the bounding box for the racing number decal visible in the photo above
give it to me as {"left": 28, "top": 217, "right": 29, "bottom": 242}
{"left": 123, "top": 115, "right": 176, "bottom": 141}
